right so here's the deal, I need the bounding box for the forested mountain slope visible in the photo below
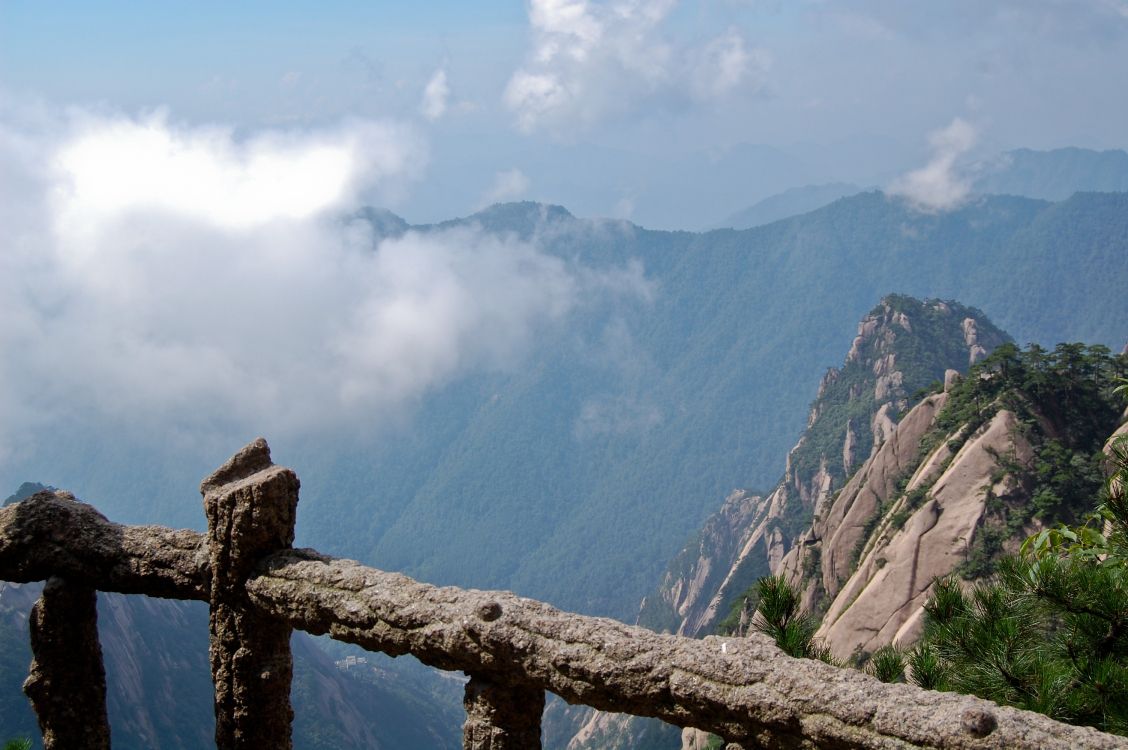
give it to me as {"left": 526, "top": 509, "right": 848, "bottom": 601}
{"left": 7, "top": 191, "right": 1127, "bottom": 626}
{"left": 339, "top": 192, "right": 1128, "bottom": 620}
{"left": 714, "top": 182, "right": 864, "bottom": 229}
{"left": 974, "top": 147, "right": 1128, "bottom": 200}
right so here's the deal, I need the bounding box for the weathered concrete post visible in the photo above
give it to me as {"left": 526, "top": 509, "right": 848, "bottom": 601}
{"left": 462, "top": 675, "right": 544, "bottom": 749}
{"left": 23, "top": 575, "right": 111, "bottom": 750}
{"left": 202, "top": 438, "right": 299, "bottom": 749}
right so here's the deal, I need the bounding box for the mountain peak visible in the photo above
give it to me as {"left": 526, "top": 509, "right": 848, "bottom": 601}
{"left": 637, "top": 295, "right": 1010, "bottom": 640}
{"left": 469, "top": 201, "right": 574, "bottom": 225}
{"left": 800, "top": 295, "right": 1009, "bottom": 484}
{"left": 426, "top": 201, "right": 577, "bottom": 238}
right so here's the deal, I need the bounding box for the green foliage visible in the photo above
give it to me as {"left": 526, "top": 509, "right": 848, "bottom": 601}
{"left": 956, "top": 523, "right": 1006, "bottom": 580}
{"left": 890, "top": 486, "right": 930, "bottom": 532}
{"left": 908, "top": 642, "right": 947, "bottom": 690}
{"left": 912, "top": 435, "right": 1128, "bottom": 735}
{"left": 1023, "top": 435, "right": 1128, "bottom": 571}
{"left": 801, "top": 546, "right": 821, "bottom": 579}
{"left": 751, "top": 576, "right": 837, "bottom": 664}
{"left": 1113, "top": 376, "right": 1128, "bottom": 405}
{"left": 910, "top": 342, "right": 1128, "bottom": 581}
{"left": 716, "top": 586, "right": 761, "bottom": 637}
{"left": 865, "top": 645, "right": 906, "bottom": 683}
{"left": 936, "top": 342, "right": 1124, "bottom": 450}
{"left": 788, "top": 296, "right": 1010, "bottom": 498}
{"left": 2, "top": 740, "right": 31, "bottom": 750}
{"left": 1022, "top": 518, "right": 1115, "bottom": 565}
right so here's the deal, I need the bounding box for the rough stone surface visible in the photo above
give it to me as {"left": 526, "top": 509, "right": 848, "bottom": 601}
{"left": 817, "top": 409, "right": 1032, "bottom": 658}
{"left": 944, "top": 369, "right": 962, "bottom": 392}
{"left": 463, "top": 675, "right": 544, "bottom": 749}
{"left": 23, "top": 576, "right": 111, "bottom": 750}
{"left": 5, "top": 437, "right": 1128, "bottom": 750}
{"left": 202, "top": 438, "right": 298, "bottom": 750}
{"left": 682, "top": 727, "right": 712, "bottom": 749}
{"left": 247, "top": 548, "right": 1128, "bottom": 749}
{"left": 796, "top": 393, "right": 948, "bottom": 602}
{"left": 0, "top": 490, "right": 208, "bottom": 600}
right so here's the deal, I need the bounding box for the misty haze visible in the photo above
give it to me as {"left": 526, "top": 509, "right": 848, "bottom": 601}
{"left": 1, "top": 2, "right": 1127, "bottom": 749}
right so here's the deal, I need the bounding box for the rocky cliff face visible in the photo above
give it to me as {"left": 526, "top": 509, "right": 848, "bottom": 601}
{"left": 636, "top": 489, "right": 767, "bottom": 637}
{"left": 773, "top": 388, "right": 1038, "bottom": 661}
{"left": 808, "top": 406, "right": 1034, "bottom": 659}
{"left": 594, "top": 328, "right": 1123, "bottom": 750}
{"left": 636, "top": 296, "right": 1009, "bottom": 641}
{"left": 568, "top": 296, "right": 1009, "bottom": 750}
{"left": 777, "top": 341, "right": 1128, "bottom": 663}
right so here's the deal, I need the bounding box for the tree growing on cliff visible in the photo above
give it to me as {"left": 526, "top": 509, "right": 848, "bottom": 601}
{"left": 909, "top": 431, "right": 1128, "bottom": 735}
{"left": 750, "top": 575, "right": 837, "bottom": 664}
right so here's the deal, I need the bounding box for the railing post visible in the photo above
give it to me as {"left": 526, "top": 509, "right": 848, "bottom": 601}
{"left": 23, "top": 576, "right": 111, "bottom": 750}
{"left": 202, "top": 438, "right": 299, "bottom": 750}
{"left": 462, "top": 675, "right": 544, "bottom": 749}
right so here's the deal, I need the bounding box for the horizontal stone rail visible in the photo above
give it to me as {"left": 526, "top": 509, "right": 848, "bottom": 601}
{"left": 0, "top": 438, "right": 1126, "bottom": 749}
{"left": 0, "top": 491, "right": 208, "bottom": 601}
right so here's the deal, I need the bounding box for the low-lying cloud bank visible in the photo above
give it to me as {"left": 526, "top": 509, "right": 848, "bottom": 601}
{"left": 0, "top": 104, "right": 649, "bottom": 465}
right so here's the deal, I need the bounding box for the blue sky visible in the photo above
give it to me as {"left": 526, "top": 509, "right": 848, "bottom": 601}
{"left": 4, "top": 1, "right": 1127, "bottom": 226}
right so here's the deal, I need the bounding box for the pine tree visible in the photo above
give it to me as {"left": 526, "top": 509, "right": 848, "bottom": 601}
{"left": 750, "top": 575, "right": 837, "bottom": 664}
{"left": 909, "top": 431, "right": 1128, "bottom": 735}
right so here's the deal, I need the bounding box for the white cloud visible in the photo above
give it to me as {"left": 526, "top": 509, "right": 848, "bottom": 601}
{"left": 504, "top": 72, "right": 571, "bottom": 132}
{"left": 420, "top": 69, "right": 450, "bottom": 122}
{"left": 690, "top": 28, "right": 769, "bottom": 100}
{"left": 613, "top": 195, "right": 636, "bottom": 219}
{"left": 51, "top": 110, "right": 418, "bottom": 236}
{"left": 481, "top": 168, "right": 531, "bottom": 206}
{"left": 504, "top": 0, "right": 770, "bottom": 133}
{"left": 574, "top": 394, "right": 662, "bottom": 437}
{"left": 0, "top": 104, "right": 650, "bottom": 462}
{"left": 888, "top": 117, "right": 978, "bottom": 211}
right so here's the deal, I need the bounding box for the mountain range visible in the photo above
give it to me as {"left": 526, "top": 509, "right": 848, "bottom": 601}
{"left": 294, "top": 188, "right": 1128, "bottom": 622}
{"left": 8, "top": 189, "right": 1127, "bottom": 627}
{"left": 714, "top": 146, "right": 1128, "bottom": 230}
{"left": 1, "top": 150, "right": 1127, "bottom": 748}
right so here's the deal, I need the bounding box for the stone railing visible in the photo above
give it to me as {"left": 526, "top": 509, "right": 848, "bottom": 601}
{"left": 2, "top": 438, "right": 1126, "bottom": 750}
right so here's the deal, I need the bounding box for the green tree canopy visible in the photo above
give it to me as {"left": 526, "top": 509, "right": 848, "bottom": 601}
{"left": 909, "top": 431, "right": 1128, "bottom": 735}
